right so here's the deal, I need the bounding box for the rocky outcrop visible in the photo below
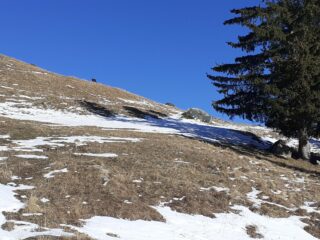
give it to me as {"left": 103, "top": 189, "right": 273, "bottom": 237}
{"left": 270, "top": 140, "right": 293, "bottom": 158}
{"left": 165, "top": 103, "right": 175, "bottom": 107}
{"left": 182, "top": 108, "right": 212, "bottom": 123}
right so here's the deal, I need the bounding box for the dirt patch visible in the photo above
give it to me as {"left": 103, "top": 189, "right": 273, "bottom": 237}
{"left": 246, "top": 225, "right": 263, "bottom": 239}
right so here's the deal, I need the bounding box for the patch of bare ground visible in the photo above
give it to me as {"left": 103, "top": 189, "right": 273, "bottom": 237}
{"left": 0, "top": 166, "right": 12, "bottom": 182}
{"left": 246, "top": 225, "right": 263, "bottom": 239}
{"left": 303, "top": 213, "right": 320, "bottom": 239}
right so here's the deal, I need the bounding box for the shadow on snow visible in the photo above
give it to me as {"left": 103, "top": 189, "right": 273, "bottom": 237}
{"left": 110, "top": 115, "right": 272, "bottom": 151}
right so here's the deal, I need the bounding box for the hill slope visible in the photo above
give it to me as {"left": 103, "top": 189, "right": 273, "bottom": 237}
{"left": 0, "top": 54, "right": 319, "bottom": 240}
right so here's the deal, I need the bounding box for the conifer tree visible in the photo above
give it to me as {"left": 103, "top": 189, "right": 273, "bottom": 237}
{"left": 208, "top": 0, "right": 320, "bottom": 160}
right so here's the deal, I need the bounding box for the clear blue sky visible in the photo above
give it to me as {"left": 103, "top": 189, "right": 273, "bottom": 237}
{"left": 0, "top": 0, "right": 261, "bottom": 123}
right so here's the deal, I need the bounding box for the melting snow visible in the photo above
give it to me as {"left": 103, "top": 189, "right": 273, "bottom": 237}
{"left": 15, "top": 95, "right": 44, "bottom": 100}
{"left": 0, "top": 102, "right": 274, "bottom": 149}
{"left": 200, "top": 186, "right": 230, "bottom": 193}
{"left": 40, "top": 198, "right": 50, "bottom": 203}
{"left": 0, "top": 183, "right": 71, "bottom": 239}
{"left": 0, "top": 134, "right": 10, "bottom": 139}
{"left": 300, "top": 202, "right": 320, "bottom": 214}
{"left": 15, "top": 154, "right": 48, "bottom": 159}
{"left": 31, "top": 71, "right": 48, "bottom": 75}
{"left": 0, "top": 146, "right": 9, "bottom": 151}
{"left": 12, "top": 136, "right": 141, "bottom": 152}
{"left": 247, "top": 187, "right": 296, "bottom": 211}
{"left": 22, "top": 213, "right": 43, "bottom": 216}
{"left": 44, "top": 168, "right": 68, "bottom": 179}
{"left": 74, "top": 153, "right": 118, "bottom": 158}
{"left": 132, "top": 179, "right": 143, "bottom": 183}
{"left": 0, "top": 85, "right": 14, "bottom": 90}
{"left": 11, "top": 176, "right": 21, "bottom": 180}
{"left": 0, "top": 157, "right": 8, "bottom": 161}
{"left": 66, "top": 205, "right": 317, "bottom": 240}
{"left": 0, "top": 92, "right": 319, "bottom": 239}
{"left": 173, "top": 158, "right": 190, "bottom": 164}
{"left": 0, "top": 102, "right": 179, "bottom": 134}
{"left": 118, "top": 98, "right": 154, "bottom": 107}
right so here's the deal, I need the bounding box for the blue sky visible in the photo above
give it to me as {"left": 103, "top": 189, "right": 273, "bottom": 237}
{"left": 0, "top": 0, "right": 261, "bottom": 123}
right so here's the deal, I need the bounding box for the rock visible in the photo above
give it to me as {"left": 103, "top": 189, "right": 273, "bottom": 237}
{"left": 182, "top": 108, "right": 212, "bottom": 123}
{"left": 270, "top": 140, "right": 293, "bottom": 158}
{"left": 310, "top": 152, "right": 320, "bottom": 165}
{"left": 165, "top": 102, "right": 175, "bottom": 107}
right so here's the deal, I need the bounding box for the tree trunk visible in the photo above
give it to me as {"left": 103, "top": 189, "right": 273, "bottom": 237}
{"left": 298, "top": 129, "right": 311, "bottom": 160}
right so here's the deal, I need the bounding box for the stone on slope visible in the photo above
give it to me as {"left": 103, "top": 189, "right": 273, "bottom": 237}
{"left": 270, "top": 140, "right": 293, "bottom": 158}
{"left": 182, "top": 108, "right": 212, "bottom": 123}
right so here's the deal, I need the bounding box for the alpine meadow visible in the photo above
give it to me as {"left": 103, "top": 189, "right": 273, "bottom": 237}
{"left": 1, "top": 0, "right": 320, "bottom": 239}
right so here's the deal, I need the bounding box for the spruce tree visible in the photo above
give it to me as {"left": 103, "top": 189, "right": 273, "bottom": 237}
{"left": 208, "top": 0, "right": 320, "bottom": 160}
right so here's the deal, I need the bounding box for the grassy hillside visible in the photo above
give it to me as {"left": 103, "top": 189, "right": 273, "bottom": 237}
{"left": 0, "top": 54, "right": 319, "bottom": 240}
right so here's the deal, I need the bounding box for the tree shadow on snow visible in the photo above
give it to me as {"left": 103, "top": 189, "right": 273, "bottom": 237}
{"left": 78, "top": 100, "right": 271, "bottom": 156}
{"left": 133, "top": 117, "right": 320, "bottom": 174}
{"left": 80, "top": 104, "right": 320, "bottom": 173}
{"left": 114, "top": 115, "right": 273, "bottom": 156}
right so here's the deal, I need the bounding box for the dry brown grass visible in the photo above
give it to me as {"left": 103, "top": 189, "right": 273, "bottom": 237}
{"left": 24, "top": 234, "right": 93, "bottom": 240}
{"left": 2, "top": 134, "right": 320, "bottom": 238}
{"left": 246, "top": 225, "right": 263, "bottom": 239}
{"left": 0, "top": 54, "right": 175, "bottom": 119}
{"left": 1, "top": 54, "right": 320, "bottom": 238}
{"left": 26, "top": 195, "right": 42, "bottom": 213}
{"left": 1, "top": 221, "right": 15, "bottom": 231}
{"left": 0, "top": 166, "right": 12, "bottom": 182}
{"left": 302, "top": 213, "right": 320, "bottom": 238}
{"left": 1, "top": 121, "right": 319, "bottom": 232}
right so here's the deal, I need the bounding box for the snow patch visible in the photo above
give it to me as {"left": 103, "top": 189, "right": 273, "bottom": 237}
{"left": 118, "top": 98, "right": 154, "bottom": 107}
{"left": 12, "top": 136, "right": 141, "bottom": 152}
{"left": 0, "top": 103, "right": 274, "bottom": 149}
{"left": 0, "top": 134, "right": 10, "bottom": 139}
{"left": 66, "top": 205, "right": 317, "bottom": 240}
{"left": 44, "top": 168, "right": 68, "bottom": 179}
{"left": 0, "top": 102, "right": 179, "bottom": 134}
{"left": 40, "top": 198, "right": 50, "bottom": 203}
{"left": 247, "top": 187, "right": 296, "bottom": 211}
{"left": 15, "top": 154, "right": 48, "bottom": 160}
{"left": 200, "top": 186, "right": 230, "bottom": 193}
{"left": 74, "top": 153, "right": 118, "bottom": 158}
{"left": 0, "top": 157, "right": 8, "bottom": 161}
{"left": 0, "top": 183, "right": 71, "bottom": 238}
{"left": 300, "top": 202, "right": 320, "bottom": 214}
